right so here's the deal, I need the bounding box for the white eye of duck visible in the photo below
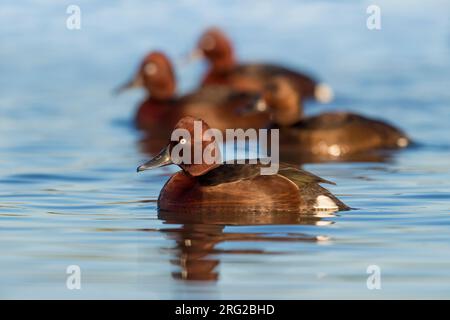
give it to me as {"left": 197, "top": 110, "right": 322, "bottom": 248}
{"left": 179, "top": 138, "right": 187, "bottom": 145}
{"left": 144, "top": 63, "right": 157, "bottom": 76}
{"left": 201, "top": 35, "right": 216, "bottom": 51}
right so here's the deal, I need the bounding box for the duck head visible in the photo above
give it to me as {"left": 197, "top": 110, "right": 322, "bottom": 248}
{"left": 137, "top": 116, "right": 222, "bottom": 176}
{"left": 249, "top": 76, "right": 304, "bottom": 127}
{"left": 190, "top": 27, "right": 235, "bottom": 72}
{"left": 117, "top": 51, "right": 176, "bottom": 100}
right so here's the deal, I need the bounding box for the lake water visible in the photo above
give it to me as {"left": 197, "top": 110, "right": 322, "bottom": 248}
{"left": 1, "top": 0, "right": 450, "bottom": 299}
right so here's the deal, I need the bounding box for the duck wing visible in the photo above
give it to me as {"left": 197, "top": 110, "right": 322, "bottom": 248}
{"left": 234, "top": 64, "right": 315, "bottom": 82}
{"left": 277, "top": 164, "right": 350, "bottom": 211}
{"left": 198, "top": 162, "right": 348, "bottom": 211}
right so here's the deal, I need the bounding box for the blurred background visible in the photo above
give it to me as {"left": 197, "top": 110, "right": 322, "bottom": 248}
{"left": 1, "top": 0, "right": 450, "bottom": 299}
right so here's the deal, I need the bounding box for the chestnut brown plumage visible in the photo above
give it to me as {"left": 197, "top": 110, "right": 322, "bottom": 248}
{"left": 160, "top": 212, "right": 332, "bottom": 281}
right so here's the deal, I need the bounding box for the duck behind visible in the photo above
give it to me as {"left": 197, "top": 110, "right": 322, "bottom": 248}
{"left": 117, "top": 51, "right": 180, "bottom": 132}
{"left": 137, "top": 116, "right": 349, "bottom": 214}
{"left": 118, "top": 51, "right": 269, "bottom": 132}
{"left": 191, "top": 27, "right": 334, "bottom": 103}
{"left": 249, "top": 76, "right": 411, "bottom": 159}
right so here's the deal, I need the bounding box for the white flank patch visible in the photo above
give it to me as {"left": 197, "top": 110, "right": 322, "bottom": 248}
{"left": 397, "top": 137, "right": 409, "bottom": 147}
{"left": 328, "top": 144, "right": 342, "bottom": 157}
{"left": 314, "top": 195, "right": 339, "bottom": 210}
{"left": 315, "top": 83, "right": 334, "bottom": 103}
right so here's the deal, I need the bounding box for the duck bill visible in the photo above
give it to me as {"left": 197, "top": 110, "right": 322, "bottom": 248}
{"left": 137, "top": 145, "right": 172, "bottom": 172}
{"left": 238, "top": 96, "right": 268, "bottom": 115}
{"left": 114, "top": 74, "right": 144, "bottom": 95}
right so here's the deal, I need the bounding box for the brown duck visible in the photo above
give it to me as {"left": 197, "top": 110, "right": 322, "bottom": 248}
{"left": 190, "top": 27, "right": 334, "bottom": 103}
{"left": 117, "top": 51, "right": 269, "bottom": 132}
{"left": 160, "top": 213, "right": 331, "bottom": 281}
{"left": 137, "top": 116, "right": 349, "bottom": 214}
{"left": 248, "top": 77, "right": 411, "bottom": 159}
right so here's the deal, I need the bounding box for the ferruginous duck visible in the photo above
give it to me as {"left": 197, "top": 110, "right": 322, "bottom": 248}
{"left": 248, "top": 77, "right": 411, "bottom": 158}
{"left": 137, "top": 116, "right": 349, "bottom": 214}
{"left": 117, "top": 51, "right": 269, "bottom": 132}
{"left": 190, "top": 27, "right": 334, "bottom": 103}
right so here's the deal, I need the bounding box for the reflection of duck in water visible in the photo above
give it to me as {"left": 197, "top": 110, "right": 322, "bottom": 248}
{"left": 137, "top": 116, "right": 349, "bottom": 214}
{"left": 159, "top": 210, "right": 334, "bottom": 281}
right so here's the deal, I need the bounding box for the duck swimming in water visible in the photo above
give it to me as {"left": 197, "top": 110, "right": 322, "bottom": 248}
{"left": 117, "top": 51, "right": 269, "bottom": 133}
{"left": 190, "top": 27, "right": 334, "bottom": 103}
{"left": 137, "top": 116, "right": 349, "bottom": 214}
{"left": 247, "top": 77, "right": 411, "bottom": 159}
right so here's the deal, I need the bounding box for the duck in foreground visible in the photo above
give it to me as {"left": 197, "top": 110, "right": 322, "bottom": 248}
{"left": 117, "top": 51, "right": 269, "bottom": 132}
{"left": 248, "top": 77, "right": 411, "bottom": 159}
{"left": 137, "top": 116, "right": 349, "bottom": 214}
{"left": 190, "top": 27, "right": 334, "bottom": 103}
